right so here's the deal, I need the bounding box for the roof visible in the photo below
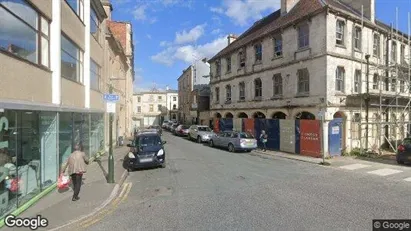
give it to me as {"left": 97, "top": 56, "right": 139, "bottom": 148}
{"left": 107, "top": 21, "right": 127, "bottom": 51}
{"left": 209, "top": 0, "right": 410, "bottom": 62}
{"left": 209, "top": 0, "right": 324, "bottom": 62}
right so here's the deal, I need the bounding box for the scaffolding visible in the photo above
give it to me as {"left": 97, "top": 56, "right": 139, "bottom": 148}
{"left": 357, "top": 8, "right": 411, "bottom": 154}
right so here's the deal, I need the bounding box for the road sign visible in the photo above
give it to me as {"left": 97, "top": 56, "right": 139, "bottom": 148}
{"left": 106, "top": 102, "right": 116, "bottom": 113}
{"left": 104, "top": 94, "right": 120, "bottom": 102}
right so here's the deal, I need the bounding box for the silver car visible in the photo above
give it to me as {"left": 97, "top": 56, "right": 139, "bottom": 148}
{"left": 209, "top": 131, "right": 257, "bottom": 152}
{"left": 188, "top": 125, "right": 215, "bottom": 143}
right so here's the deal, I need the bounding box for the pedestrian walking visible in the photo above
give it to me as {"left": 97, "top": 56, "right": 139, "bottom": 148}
{"left": 260, "top": 130, "right": 268, "bottom": 152}
{"left": 61, "top": 144, "right": 89, "bottom": 201}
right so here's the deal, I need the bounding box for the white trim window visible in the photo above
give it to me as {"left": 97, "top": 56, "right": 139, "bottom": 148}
{"left": 66, "top": 0, "right": 84, "bottom": 21}
{"left": 335, "top": 66, "right": 345, "bottom": 92}
{"left": 373, "top": 34, "right": 380, "bottom": 57}
{"left": 354, "top": 70, "right": 361, "bottom": 93}
{"left": 354, "top": 27, "right": 362, "bottom": 50}
{"left": 391, "top": 41, "right": 397, "bottom": 63}
{"left": 336, "top": 20, "right": 345, "bottom": 45}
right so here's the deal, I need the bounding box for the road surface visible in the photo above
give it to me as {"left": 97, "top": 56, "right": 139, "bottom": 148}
{"left": 81, "top": 132, "right": 411, "bottom": 231}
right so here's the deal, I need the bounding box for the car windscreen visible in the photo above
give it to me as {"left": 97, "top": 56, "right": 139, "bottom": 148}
{"left": 136, "top": 136, "right": 162, "bottom": 147}
{"left": 198, "top": 127, "right": 211, "bottom": 132}
{"left": 403, "top": 138, "right": 411, "bottom": 145}
{"left": 239, "top": 132, "right": 254, "bottom": 138}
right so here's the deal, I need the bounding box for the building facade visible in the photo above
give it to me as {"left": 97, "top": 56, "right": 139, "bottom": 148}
{"left": 132, "top": 89, "right": 178, "bottom": 129}
{"left": 208, "top": 0, "right": 411, "bottom": 154}
{"left": 177, "top": 61, "right": 210, "bottom": 124}
{"left": 0, "top": 0, "right": 133, "bottom": 218}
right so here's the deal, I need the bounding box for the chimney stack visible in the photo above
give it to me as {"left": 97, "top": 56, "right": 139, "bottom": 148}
{"left": 101, "top": 0, "right": 113, "bottom": 20}
{"left": 281, "top": 0, "right": 299, "bottom": 15}
{"left": 227, "top": 34, "right": 237, "bottom": 45}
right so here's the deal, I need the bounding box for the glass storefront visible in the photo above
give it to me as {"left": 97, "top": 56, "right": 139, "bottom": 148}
{"left": 0, "top": 110, "right": 104, "bottom": 219}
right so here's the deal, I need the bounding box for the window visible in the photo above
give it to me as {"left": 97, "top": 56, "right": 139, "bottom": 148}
{"left": 335, "top": 67, "right": 345, "bottom": 92}
{"left": 254, "top": 43, "right": 262, "bottom": 62}
{"left": 384, "top": 77, "right": 389, "bottom": 91}
{"left": 149, "top": 104, "right": 153, "bottom": 112}
{"left": 173, "top": 96, "right": 176, "bottom": 101}
{"left": 354, "top": 27, "right": 361, "bottom": 50}
{"left": 373, "top": 73, "right": 379, "bottom": 90}
{"left": 354, "top": 70, "right": 361, "bottom": 93}
{"left": 254, "top": 78, "right": 262, "bottom": 98}
{"left": 137, "top": 106, "right": 141, "bottom": 113}
{"left": 298, "top": 24, "right": 309, "bottom": 49}
{"left": 138, "top": 97, "right": 141, "bottom": 102}
{"left": 158, "top": 105, "right": 162, "bottom": 112}
{"left": 61, "top": 35, "right": 83, "bottom": 83}
{"left": 173, "top": 104, "right": 176, "bottom": 110}
{"left": 391, "top": 41, "right": 397, "bottom": 63}
{"left": 90, "top": 6, "right": 100, "bottom": 42}
{"left": 351, "top": 113, "right": 361, "bottom": 140}
{"left": 400, "top": 80, "right": 405, "bottom": 93}
{"left": 297, "top": 68, "right": 310, "bottom": 94}
{"left": 273, "top": 74, "right": 282, "bottom": 96}
{"left": 225, "top": 85, "right": 231, "bottom": 102}
{"left": 215, "top": 59, "right": 221, "bottom": 76}
{"left": 239, "top": 82, "right": 245, "bottom": 100}
{"left": 158, "top": 96, "right": 162, "bottom": 100}
{"left": 238, "top": 49, "right": 246, "bottom": 67}
{"left": 66, "top": 0, "right": 84, "bottom": 21}
{"left": 226, "top": 56, "right": 231, "bottom": 72}
{"left": 0, "top": 1, "right": 50, "bottom": 67}
{"left": 215, "top": 87, "right": 220, "bottom": 102}
{"left": 373, "top": 34, "right": 380, "bottom": 57}
{"left": 401, "top": 44, "right": 405, "bottom": 64}
{"left": 149, "top": 95, "right": 154, "bottom": 101}
{"left": 274, "top": 37, "right": 282, "bottom": 57}
{"left": 391, "top": 78, "right": 397, "bottom": 92}
{"left": 90, "top": 59, "right": 100, "bottom": 90}
{"left": 336, "top": 20, "right": 345, "bottom": 45}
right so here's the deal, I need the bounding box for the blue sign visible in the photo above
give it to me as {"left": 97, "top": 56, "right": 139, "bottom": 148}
{"left": 104, "top": 94, "right": 120, "bottom": 102}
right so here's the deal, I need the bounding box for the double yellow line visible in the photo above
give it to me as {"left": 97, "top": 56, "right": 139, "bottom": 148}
{"left": 79, "top": 182, "right": 132, "bottom": 229}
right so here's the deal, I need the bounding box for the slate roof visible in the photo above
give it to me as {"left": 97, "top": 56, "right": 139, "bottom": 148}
{"left": 209, "top": 0, "right": 410, "bottom": 62}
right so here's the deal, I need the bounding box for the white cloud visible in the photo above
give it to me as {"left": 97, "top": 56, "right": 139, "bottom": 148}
{"left": 159, "top": 41, "right": 172, "bottom": 47}
{"left": 174, "top": 24, "right": 206, "bottom": 44}
{"left": 210, "top": 0, "right": 280, "bottom": 26}
{"left": 211, "top": 29, "right": 221, "bottom": 35}
{"left": 151, "top": 36, "right": 227, "bottom": 66}
{"left": 132, "top": 5, "right": 147, "bottom": 21}
{"left": 146, "top": 34, "right": 152, "bottom": 39}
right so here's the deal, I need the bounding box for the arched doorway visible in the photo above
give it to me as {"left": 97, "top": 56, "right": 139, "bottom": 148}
{"left": 214, "top": 113, "right": 222, "bottom": 118}
{"left": 253, "top": 111, "right": 266, "bottom": 119}
{"left": 272, "top": 112, "right": 286, "bottom": 119}
{"left": 295, "top": 111, "right": 315, "bottom": 120}
{"left": 237, "top": 112, "right": 248, "bottom": 118}
{"left": 225, "top": 112, "right": 234, "bottom": 118}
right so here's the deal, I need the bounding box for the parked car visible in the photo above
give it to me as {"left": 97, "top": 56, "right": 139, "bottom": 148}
{"left": 148, "top": 125, "right": 162, "bottom": 135}
{"left": 209, "top": 131, "right": 257, "bottom": 152}
{"left": 396, "top": 138, "right": 411, "bottom": 164}
{"left": 174, "top": 125, "right": 190, "bottom": 136}
{"left": 161, "top": 121, "right": 169, "bottom": 129}
{"left": 137, "top": 129, "right": 159, "bottom": 136}
{"left": 188, "top": 125, "right": 215, "bottom": 143}
{"left": 170, "top": 123, "right": 179, "bottom": 133}
{"left": 166, "top": 121, "right": 174, "bottom": 131}
{"left": 125, "top": 132, "right": 167, "bottom": 170}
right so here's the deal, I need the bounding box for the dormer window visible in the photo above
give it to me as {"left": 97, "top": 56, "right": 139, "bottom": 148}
{"left": 254, "top": 43, "right": 262, "bottom": 62}
{"left": 336, "top": 20, "right": 345, "bottom": 46}
{"left": 215, "top": 59, "right": 221, "bottom": 76}
{"left": 226, "top": 56, "right": 231, "bottom": 73}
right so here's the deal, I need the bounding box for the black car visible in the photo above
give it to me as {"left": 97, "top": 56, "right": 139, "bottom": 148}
{"left": 125, "top": 133, "right": 167, "bottom": 170}
{"left": 396, "top": 138, "right": 411, "bottom": 164}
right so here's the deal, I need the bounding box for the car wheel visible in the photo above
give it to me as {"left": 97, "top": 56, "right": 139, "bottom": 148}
{"left": 397, "top": 157, "right": 405, "bottom": 165}
{"left": 209, "top": 140, "right": 214, "bottom": 147}
{"left": 228, "top": 143, "right": 235, "bottom": 152}
{"left": 197, "top": 136, "right": 202, "bottom": 143}
{"left": 161, "top": 163, "right": 166, "bottom": 168}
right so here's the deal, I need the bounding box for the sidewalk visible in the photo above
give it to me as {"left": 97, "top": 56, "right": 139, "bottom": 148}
{"left": 252, "top": 149, "right": 324, "bottom": 164}
{"left": 2, "top": 146, "right": 129, "bottom": 231}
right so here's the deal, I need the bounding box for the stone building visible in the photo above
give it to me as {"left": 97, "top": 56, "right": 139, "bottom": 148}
{"left": 208, "top": 0, "right": 411, "bottom": 153}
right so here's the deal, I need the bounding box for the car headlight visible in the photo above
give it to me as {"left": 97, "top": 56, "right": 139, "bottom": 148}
{"left": 128, "top": 152, "right": 135, "bottom": 159}
{"left": 157, "top": 149, "right": 164, "bottom": 156}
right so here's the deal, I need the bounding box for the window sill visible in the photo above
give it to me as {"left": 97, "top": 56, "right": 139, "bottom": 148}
{"left": 225, "top": 100, "right": 232, "bottom": 104}
{"left": 295, "top": 93, "right": 309, "bottom": 98}
{"left": 253, "top": 61, "right": 262, "bottom": 66}
{"left": 297, "top": 47, "right": 310, "bottom": 52}
{"left": 272, "top": 55, "right": 283, "bottom": 61}
{"left": 335, "top": 92, "right": 346, "bottom": 96}
{"left": 335, "top": 44, "right": 346, "bottom": 49}
{"left": 237, "top": 67, "right": 245, "bottom": 72}
{"left": 0, "top": 49, "right": 52, "bottom": 73}
{"left": 271, "top": 95, "right": 283, "bottom": 100}
{"left": 354, "top": 48, "right": 362, "bottom": 53}
{"left": 238, "top": 99, "right": 245, "bottom": 102}
{"left": 226, "top": 71, "right": 232, "bottom": 74}
{"left": 253, "top": 97, "right": 262, "bottom": 101}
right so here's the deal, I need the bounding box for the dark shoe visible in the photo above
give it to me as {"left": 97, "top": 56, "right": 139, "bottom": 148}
{"left": 76, "top": 197, "right": 80, "bottom": 200}
{"left": 72, "top": 197, "right": 78, "bottom": 201}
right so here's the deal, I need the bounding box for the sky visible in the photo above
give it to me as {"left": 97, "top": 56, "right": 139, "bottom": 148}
{"left": 110, "top": 0, "right": 411, "bottom": 92}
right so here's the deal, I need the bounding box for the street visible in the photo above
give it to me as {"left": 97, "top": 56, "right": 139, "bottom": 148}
{"left": 81, "top": 132, "right": 411, "bottom": 231}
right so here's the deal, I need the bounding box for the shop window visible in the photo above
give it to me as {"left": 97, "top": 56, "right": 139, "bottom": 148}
{"left": 90, "top": 114, "right": 104, "bottom": 155}
{"left": 39, "top": 112, "right": 58, "bottom": 189}
{"left": 59, "top": 112, "right": 73, "bottom": 166}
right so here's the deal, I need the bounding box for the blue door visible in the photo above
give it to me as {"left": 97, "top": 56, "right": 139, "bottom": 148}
{"left": 328, "top": 118, "right": 343, "bottom": 156}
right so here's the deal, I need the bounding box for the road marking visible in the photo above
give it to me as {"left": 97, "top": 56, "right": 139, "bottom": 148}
{"left": 80, "top": 183, "right": 132, "bottom": 228}
{"left": 339, "top": 164, "right": 371, "bottom": 170}
{"left": 367, "top": 168, "right": 403, "bottom": 176}
{"left": 404, "top": 177, "right": 411, "bottom": 182}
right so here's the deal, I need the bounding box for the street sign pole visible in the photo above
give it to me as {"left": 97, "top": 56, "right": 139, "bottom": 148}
{"left": 107, "top": 85, "right": 115, "bottom": 183}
